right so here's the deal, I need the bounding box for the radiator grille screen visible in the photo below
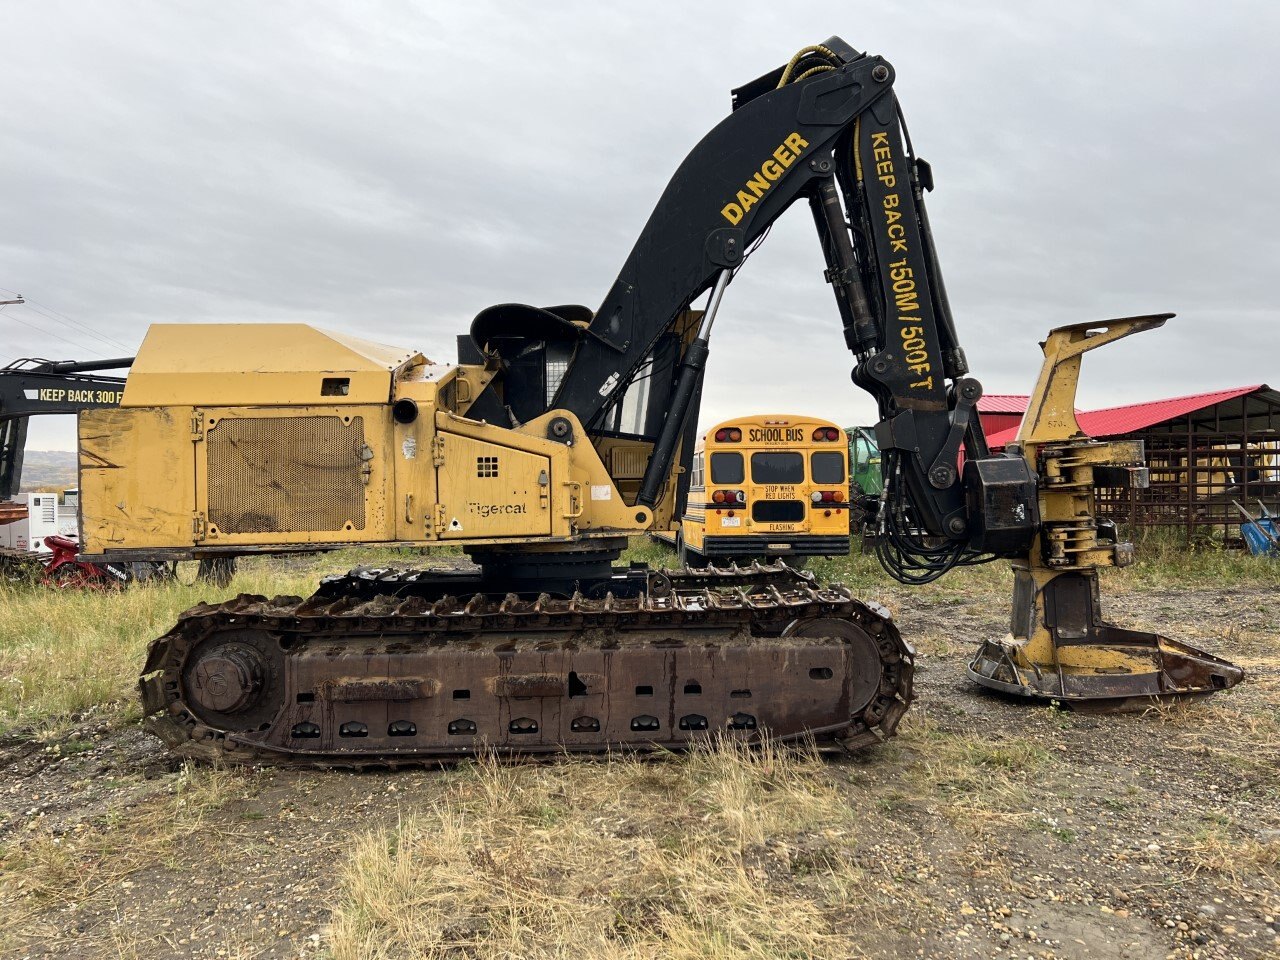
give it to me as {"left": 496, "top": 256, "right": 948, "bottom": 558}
{"left": 207, "top": 416, "right": 366, "bottom": 534}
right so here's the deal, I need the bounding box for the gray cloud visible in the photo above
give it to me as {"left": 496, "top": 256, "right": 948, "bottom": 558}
{"left": 4, "top": 0, "right": 1276, "bottom": 451}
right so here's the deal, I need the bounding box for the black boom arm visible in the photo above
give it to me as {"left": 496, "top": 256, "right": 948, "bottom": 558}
{"left": 553, "top": 39, "right": 892, "bottom": 423}
{"left": 471, "top": 38, "right": 1037, "bottom": 582}
{"left": 0, "top": 358, "right": 131, "bottom": 498}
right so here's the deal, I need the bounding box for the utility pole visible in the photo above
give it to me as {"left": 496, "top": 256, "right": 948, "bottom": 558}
{"left": 0, "top": 297, "right": 24, "bottom": 306}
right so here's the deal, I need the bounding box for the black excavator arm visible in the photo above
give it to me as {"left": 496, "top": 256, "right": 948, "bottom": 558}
{"left": 470, "top": 38, "right": 1037, "bottom": 583}
{"left": 0, "top": 357, "right": 132, "bottom": 498}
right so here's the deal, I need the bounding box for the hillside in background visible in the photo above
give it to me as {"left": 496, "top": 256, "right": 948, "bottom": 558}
{"left": 18, "top": 450, "right": 77, "bottom": 491}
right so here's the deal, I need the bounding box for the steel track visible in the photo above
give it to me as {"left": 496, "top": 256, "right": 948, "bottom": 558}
{"left": 139, "top": 564, "right": 915, "bottom": 767}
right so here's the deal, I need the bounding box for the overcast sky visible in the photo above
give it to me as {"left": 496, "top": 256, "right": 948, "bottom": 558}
{"left": 4, "top": 1, "right": 1277, "bottom": 452}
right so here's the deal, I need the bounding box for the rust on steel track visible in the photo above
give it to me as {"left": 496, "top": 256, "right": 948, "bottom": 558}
{"left": 139, "top": 564, "right": 914, "bottom": 766}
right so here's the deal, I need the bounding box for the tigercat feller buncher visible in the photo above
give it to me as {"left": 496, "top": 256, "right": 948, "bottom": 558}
{"left": 78, "top": 38, "right": 1242, "bottom": 765}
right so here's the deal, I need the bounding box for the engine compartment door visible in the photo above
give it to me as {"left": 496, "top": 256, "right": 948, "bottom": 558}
{"left": 434, "top": 432, "right": 552, "bottom": 539}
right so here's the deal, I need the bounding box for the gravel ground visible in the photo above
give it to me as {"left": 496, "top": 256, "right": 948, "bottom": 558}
{"left": 1, "top": 583, "right": 1276, "bottom": 960}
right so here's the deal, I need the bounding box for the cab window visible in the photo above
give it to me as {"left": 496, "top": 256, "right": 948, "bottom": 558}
{"left": 851, "top": 437, "right": 876, "bottom": 469}
{"left": 811, "top": 451, "right": 846, "bottom": 484}
{"left": 709, "top": 452, "right": 744, "bottom": 485}
{"left": 750, "top": 452, "right": 804, "bottom": 484}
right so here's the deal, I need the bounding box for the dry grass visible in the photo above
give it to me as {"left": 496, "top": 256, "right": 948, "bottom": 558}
{"left": 1119, "top": 528, "right": 1280, "bottom": 589}
{"left": 322, "top": 699, "right": 1060, "bottom": 960}
{"left": 0, "top": 762, "right": 252, "bottom": 951}
{"left": 1144, "top": 693, "right": 1280, "bottom": 782}
{"left": 327, "top": 740, "right": 897, "bottom": 960}
{"left": 893, "top": 708, "right": 1052, "bottom": 828}
{"left": 1175, "top": 825, "right": 1280, "bottom": 884}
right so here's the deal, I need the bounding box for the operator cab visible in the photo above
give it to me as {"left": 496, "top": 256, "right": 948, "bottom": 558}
{"left": 462, "top": 303, "right": 590, "bottom": 424}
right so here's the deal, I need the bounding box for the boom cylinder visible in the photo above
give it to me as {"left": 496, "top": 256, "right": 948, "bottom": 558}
{"left": 34, "top": 357, "right": 135, "bottom": 374}
{"left": 809, "top": 178, "right": 879, "bottom": 357}
{"left": 636, "top": 270, "right": 731, "bottom": 508}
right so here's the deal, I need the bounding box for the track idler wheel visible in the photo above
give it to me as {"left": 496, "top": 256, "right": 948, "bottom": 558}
{"left": 177, "top": 629, "right": 287, "bottom": 735}
{"left": 188, "top": 645, "right": 263, "bottom": 714}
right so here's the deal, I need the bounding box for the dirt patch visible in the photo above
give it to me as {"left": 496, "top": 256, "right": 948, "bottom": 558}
{"left": 1, "top": 583, "right": 1277, "bottom": 959}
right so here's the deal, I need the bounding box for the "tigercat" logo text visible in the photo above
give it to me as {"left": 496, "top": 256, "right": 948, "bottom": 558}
{"left": 467, "top": 502, "right": 527, "bottom": 518}
{"left": 720, "top": 132, "right": 810, "bottom": 225}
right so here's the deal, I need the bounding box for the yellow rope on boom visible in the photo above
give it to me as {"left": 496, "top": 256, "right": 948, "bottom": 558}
{"left": 793, "top": 65, "right": 836, "bottom": 83}
{"left": 776, "top": 44, "right": 839, "bottom": 88}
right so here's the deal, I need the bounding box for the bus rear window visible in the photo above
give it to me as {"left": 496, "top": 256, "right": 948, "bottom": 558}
{"left": 709, "top": 452, "right": 744, "bottom": 485}
{"left": 751, "top": 452, "right": 804, "bottom": 484}
{"left": 811, "top": 451, "right": 846, "bottom": 484}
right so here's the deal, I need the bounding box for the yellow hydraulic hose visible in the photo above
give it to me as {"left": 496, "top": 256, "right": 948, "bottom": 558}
{"left": 793, "top": 64, "right": 836, "bottom": 83}
{"left": 776, "top": 44, "right": 838, "bottom": 88}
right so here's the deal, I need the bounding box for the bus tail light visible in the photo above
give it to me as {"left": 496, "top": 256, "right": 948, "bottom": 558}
{"left": 812, "top": 427, "right": 842, "bottom": 442}
{"left": 712, "top": 490, "right": 726, "bottom": 504}
{"left": 811, "top": 490, "right": 848, "bottom": 504}
{"left": 714, "top": 428, "right": 742, "bottom": 442}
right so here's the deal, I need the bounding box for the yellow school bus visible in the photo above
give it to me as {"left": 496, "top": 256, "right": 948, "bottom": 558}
{"left": 655, "top": 414, "right": 852, "bottom": 566}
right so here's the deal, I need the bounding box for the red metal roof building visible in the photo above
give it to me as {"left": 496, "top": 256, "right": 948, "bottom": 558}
{"left": 982, "top": 385, "right": 1280, "bottom": 544}
{"left": 977, "top": 395, "right": 1032, "bottom": 413}
{"left": 1088, "top": 386, "right": 1280, "bottom": 543}
{"left": 1076, "top": 386, "right": 1272, "bottom": 437}
{"left": 976, "top": 394, "right": 1031, "bottom": 440}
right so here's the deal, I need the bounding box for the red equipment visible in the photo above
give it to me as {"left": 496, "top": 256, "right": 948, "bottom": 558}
{"left": 39, "top": 535, "right": 128, "bottom": 588}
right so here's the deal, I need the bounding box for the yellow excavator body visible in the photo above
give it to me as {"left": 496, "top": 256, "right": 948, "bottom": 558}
{"left": 79, "top": 323, "right": 662, "bottom": 559}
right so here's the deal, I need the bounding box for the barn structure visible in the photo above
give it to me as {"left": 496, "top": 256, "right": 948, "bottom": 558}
{"left": 975, "top": 394, "right": 1036, "bottom": 439}
{"left": 981, "top": 386, "right": 1280, "bottom": 545}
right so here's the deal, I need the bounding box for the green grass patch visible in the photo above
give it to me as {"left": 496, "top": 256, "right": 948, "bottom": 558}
{"left": 0, "top": 549, "right": 408, "bottom": 732}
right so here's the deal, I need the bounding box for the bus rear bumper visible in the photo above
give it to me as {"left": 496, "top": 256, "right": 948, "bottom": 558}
{"left": 701, "top": 535, "right": 849, "bottom": 557}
